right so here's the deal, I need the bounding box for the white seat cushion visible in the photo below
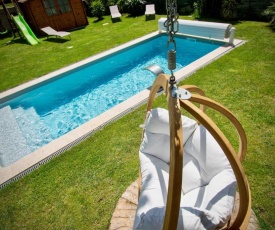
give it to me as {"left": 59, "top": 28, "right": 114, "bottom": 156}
{"left": 134, "top": 152, "right": 236, "bottom": 229}
{"left": 134, "top": 152, "right": 171, "bottom": 228}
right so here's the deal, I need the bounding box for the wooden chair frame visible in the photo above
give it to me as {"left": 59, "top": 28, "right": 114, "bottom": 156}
{"left": 138, "top": 74, "right": 251, "bottom": 229}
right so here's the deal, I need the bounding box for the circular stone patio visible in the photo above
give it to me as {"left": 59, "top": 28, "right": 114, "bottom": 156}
{"left": 109, "top": 180, "right": 260, "bottom": 230}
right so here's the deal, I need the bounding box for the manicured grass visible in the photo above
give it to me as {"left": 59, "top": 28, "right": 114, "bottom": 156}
{"left": 0, "top": 16, "right": 274, "bottom": 229}
{"left": 0, "top": 14, "right": 167, "bottom": 92}
{"left": 178, "top": 21, "right": 275, "bottom": 230}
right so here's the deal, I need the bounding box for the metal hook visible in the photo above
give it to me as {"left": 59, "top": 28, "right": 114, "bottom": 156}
{"left": 171, "top": 85, "right": 191, "bottom": 100}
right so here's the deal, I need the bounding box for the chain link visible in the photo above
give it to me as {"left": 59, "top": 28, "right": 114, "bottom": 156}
{"left": 164, "top": 0, "right": 179, "bottom": 82}
{"left": 164, "top": 0, "right": 179, "bottom": 49}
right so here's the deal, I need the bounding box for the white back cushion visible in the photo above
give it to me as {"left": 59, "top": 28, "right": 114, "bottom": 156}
{"left": 182, "top": 125, "right": 233, "bottom": 194}
{"left": 140, "top": 108, "right": 198, "bottom": 163}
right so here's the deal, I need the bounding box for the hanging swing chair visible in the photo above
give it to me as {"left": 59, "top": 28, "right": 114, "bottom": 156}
{"left": 112, "top": 0, "right": 251, "bottom": 228}
{"left": 133, "top": 1, "right": 251, "bottom": 227}
{"left": 133, "top": 73, "right": 251, "bottom": 229}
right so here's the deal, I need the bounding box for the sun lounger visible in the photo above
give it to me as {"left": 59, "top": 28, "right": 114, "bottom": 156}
{"left": 109, "top": 5, "right": 121, "bottom": 19}
{"left": 145, "top": 4, "right": 155, "bottom": 16}
{"left": 41, "top": 27, "right": 71, "bottom": 40}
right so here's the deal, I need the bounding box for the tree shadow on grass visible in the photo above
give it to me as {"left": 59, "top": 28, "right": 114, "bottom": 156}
{"left": 110, "top": 17, "right": 121, "bottom": 23}
{"left": 93, "top": 17, "right": 105, "bottom": 23}
{"left": 266, "top": 23, "right": 275, "bottom": 32}
{"left": 0, "top": 36, "right": 30, "bottom": 47}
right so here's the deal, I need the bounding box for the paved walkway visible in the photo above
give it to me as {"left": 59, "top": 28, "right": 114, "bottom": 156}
{"left": 109, "top": 180, "right": 260, "bottom": 230}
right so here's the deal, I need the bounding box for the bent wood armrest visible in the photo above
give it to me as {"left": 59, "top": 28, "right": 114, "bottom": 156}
{"left": 179, "top": 99, "right": 251, "bottom": 229}
{"left": 182, "top": 91, "right": 247, "bottom": 163}
{"left": 181, "top": 85, "right": 206, "bottom": 113}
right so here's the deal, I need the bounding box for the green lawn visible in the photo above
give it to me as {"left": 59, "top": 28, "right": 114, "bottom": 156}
{"left": 0, "top": 15, "right": 274, "bottom": 229}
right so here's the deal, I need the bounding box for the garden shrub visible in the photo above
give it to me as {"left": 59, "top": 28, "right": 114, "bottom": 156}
{"left": 91, "top": 0, "right": 105, "bottom": 20}
{"left": 124, "top": 0, "right": 146, "bottom": 16}
{"left": 116, "top": 0, "right": 128, "bottom": 13}
{"left": 193, "top": 0, "right": 204, "bottom": 19}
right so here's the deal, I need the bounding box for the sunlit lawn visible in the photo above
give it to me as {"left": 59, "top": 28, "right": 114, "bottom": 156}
{"left": 0, "top": 15, "right": 274, "bottom": 229}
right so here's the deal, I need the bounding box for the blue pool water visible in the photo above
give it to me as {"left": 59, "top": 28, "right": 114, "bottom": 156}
{"left": 0, "top": 34, "right": 222, "bottom": 165}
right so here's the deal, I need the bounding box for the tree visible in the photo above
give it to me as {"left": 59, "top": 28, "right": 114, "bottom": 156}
{"left": 124, "top": 0, "right": 146, "bottom": 16}
{"left": 221, "top": 0, "right": 237, "bottom": 20}
{"left": 202, "top": 0, "right": 223, "bottom": 18}
{"left": 262, "top": 2, "right": 275, "bottom": 28}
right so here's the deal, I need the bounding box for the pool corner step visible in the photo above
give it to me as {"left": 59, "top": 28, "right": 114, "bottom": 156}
{"left": 12, "top": 107, "right": 54, "bottom": 151}
{"left": 0, "top": 106, "right": 32, "bottom": 167}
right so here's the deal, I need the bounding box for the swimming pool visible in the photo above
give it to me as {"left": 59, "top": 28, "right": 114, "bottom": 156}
{"left": 0, "top": 31, "right": 244, "bottom": 186}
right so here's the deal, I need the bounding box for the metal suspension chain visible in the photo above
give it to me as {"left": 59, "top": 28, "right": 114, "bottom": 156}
{"left": 164, "top": 0, "right": 179, "bottom": 84}
{"left": 144, "top": 0, "right": 191, "bottom": 100}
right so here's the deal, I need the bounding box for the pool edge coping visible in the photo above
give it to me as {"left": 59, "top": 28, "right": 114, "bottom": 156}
{"left": 0, "top": 33, "right": 245, "bottom": 188}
